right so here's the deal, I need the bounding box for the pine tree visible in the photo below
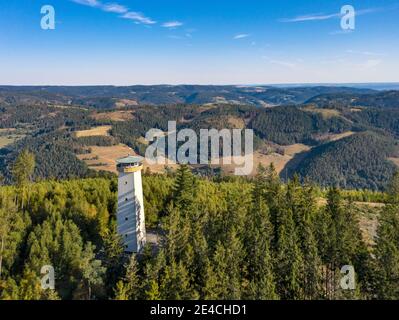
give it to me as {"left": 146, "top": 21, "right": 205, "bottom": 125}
{"left": 11, "top": 149, "right": 35, "bottom": 211}
{"left": 163, "top": 204, "right": 191, "bottom": 261}
{"left": 288, "top": 181, "right": 322, "bottom": 299}
{"left": 25, "top": 213, "right": 84, "bottom": 298}
{"left": 0, "top": 194, "right": 30, "bottom": 280}
{"left": 17, "top": 269, "right": 43, "bottom": 300}
{"left": 387, "top": 171, "right": 399, "bottom": 204}
{"left": 373, "top": 176, "right": 399, "bottom": 299}
{"left": 0, "top": 202, "right": 13, "bottom": 279}
{"left": 172, "top": 165, "right": 195, "bottom": 208}
{"left": 0, "top": 276, "right": 19, "bottom": 299}
{"left": 146, "top": 280, "right": 161, "bottom": 300}
{"left": 261, "top": 163, "right": 283, "bottom": 247}
{"left": 274, "top": 204, "right": 304, "bottom": 300}
{"left": 224, "top": 230, "right": 244, "bottom": 299}
{"left": 114, "top": 254, "right": 140, "bottom": 300}
{"left": 244, "top": 179, "right": 278, "bottom": 299}
{"left": 79, "top": 242, "right": 105, "bottom": 299}
{"left": 12, "top": 149, "right": 35, "bottom": 187}
{"left": 203, "top": 243, "right": 229, "bottom": 299}
{"left": 142, "top": 250, "right": 166, "bottom": 300}
{"left": 114, "top": 281, "right": 130, "bottom": 300}
{"left": 186, "top": 204, "right": 209, "bottom": 293}
{"left": 202, "top": 258, "right": 220, "bottom": 299}
{"left": 101, "top": 230, "right": 125, "bottom": 296}
{"left": 159, "top": 258, "right": 199, "bottom": 300}
{"left": 323, "top": 188, "right": 367, "bottom": 299}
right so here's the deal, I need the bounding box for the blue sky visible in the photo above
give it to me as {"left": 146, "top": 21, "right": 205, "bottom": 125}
{"left": 0, "top": 0, "right": 398, "bottom": 85}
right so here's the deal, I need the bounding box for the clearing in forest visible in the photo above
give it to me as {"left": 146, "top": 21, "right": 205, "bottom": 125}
{"left": 91, "top": 111, "right": 135, "bottom": 122}
{"left": 77, "top": 143, "right": 179, "bottom": 174}
{"left": 74, "top": 125, "right": 112, "bottom": 138}
{"left": 220, "top": 143, "right": 311, "bottom": 176}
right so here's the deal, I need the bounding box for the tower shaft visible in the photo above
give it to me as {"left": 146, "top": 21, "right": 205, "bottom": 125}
{"left": 116, "top": 156, "right": 146, "bottom": 253}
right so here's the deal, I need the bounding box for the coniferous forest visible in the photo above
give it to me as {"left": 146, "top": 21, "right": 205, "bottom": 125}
{"left": 1, "top": 85, "right": 399, "bottom": 301}
{"left": 2, "top": 0, "right": 399, "bottom": 308}
{"left": 1, "top": 151, "right": 398, "bottom": 300}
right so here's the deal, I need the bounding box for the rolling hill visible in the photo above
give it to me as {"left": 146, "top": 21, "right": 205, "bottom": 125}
{"left": 288, "top": 132, "right": 399, "bottom": 190}
{"left": 0, "top": 85, "right": 398, "bottom": 191}
{"left": 0, "top": 85, "right": 374, "bottom": 108}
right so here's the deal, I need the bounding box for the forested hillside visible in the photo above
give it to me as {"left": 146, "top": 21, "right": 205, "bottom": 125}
{"left": 1, "top": 86, "right": 399, "bottom": 190}
{"left": 250, "top": 105, "right": 352, "bottom": 145}
{"left": 290, "top": 132, "right": 399, "bottom": 190}
{"left": 348, "top": 108, "right": 399, "bottom": 137}
{"left": 0, "top": 85, "right": 374, "bottom": 108}
{"left": 1, "top": 164, "right": 398, "bottom": 300}
{"left": 307, "top": 90, "right": 399, "bottom": 109}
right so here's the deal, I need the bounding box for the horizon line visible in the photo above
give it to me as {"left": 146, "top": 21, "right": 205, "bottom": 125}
{"left": 1, "top": 81, "right": 399, "bottom": 87}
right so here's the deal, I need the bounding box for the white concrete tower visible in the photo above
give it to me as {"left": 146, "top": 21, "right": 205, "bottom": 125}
{"left": 116, "top": 156, "right": 146, "bottom": 253}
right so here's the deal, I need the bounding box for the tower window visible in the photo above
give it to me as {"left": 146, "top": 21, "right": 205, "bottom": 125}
{"left": 125, "top": 198, "right": 128, "bottom": 202}
{"left": 125, "top": 181, "right": 128, "bottom": 185}
{"left": 125, "top": 217, "right": 128, "bottom": 221}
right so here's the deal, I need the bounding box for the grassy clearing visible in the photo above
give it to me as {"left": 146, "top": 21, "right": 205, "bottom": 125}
{"left": 77, "top": 143, "right": 179, "bottom": 174}
{"left": 74, "top": 125, "right": 112, "bottom": 138}
{"left": 91, "top": 111, "right": 135, "bottom": 122}
{"left": 0, "top": 129, "right": 25, "bottom": 148}
{"left": 303, "top": 106, "right": 341, "bottom": 119}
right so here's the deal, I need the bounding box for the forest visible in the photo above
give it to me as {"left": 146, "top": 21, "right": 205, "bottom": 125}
{"left": 0, "top": 150, "right": 398, "bottom": 300}
{"left": 290, "top": 132, "right": 398, "bottom": 190}
{"left": 1, "top": 85, "right": 399, "bottom": 190}
{"left": 0, "top": 85, "right": 374, "bottom": 108}
{"left": 1, "top": 86, "right": 399, "bottom": 303}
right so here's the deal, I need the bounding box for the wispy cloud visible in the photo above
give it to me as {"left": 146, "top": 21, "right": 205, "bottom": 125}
{"left": 355, "top": 7, "right": 388, "bottom": 16}
{"left": 102, "top": 3, "right": 128, "bottom": 14}
{"left": 280, "top": 12, "right": 339, "bottom": 23}
{"left": 280, "top": 7, "right": 386, "bottom": 23}
{"left": 234, "top": 34, "right": 250, "bottom": 40}
{"left": 71, "top": 0, "right": 156, "bottom": 25}
{"left": 167, "top": 33, "right": 193, "bottom": 40}
{"left": 162, "top": 21, "right": 184, "bottom": 28}
{"left": 121, "top": 11, "right": 157, "bottom": 24}
{"left": 72, "top": 0, "right": 100, "bottom": 7}
{"left": 346, "top": 49, "right": 386, "bottom": 57}
{"left": 121, "top": 11, "right": 156, "bottom": 25}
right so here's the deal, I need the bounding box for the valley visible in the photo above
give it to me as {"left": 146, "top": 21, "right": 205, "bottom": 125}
{"left": 1, "top": 85, "right": 398, "bottom": 190}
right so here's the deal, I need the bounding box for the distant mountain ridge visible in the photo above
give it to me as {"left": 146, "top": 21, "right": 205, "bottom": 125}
{"left": 0, "top": 85, "right": 375, "bottom": 109}
{"left": 307, "top": 90, "right": 399, "bottom": 109}
{"left": 265, "top": 83, "right": 399, "bottom": 91}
